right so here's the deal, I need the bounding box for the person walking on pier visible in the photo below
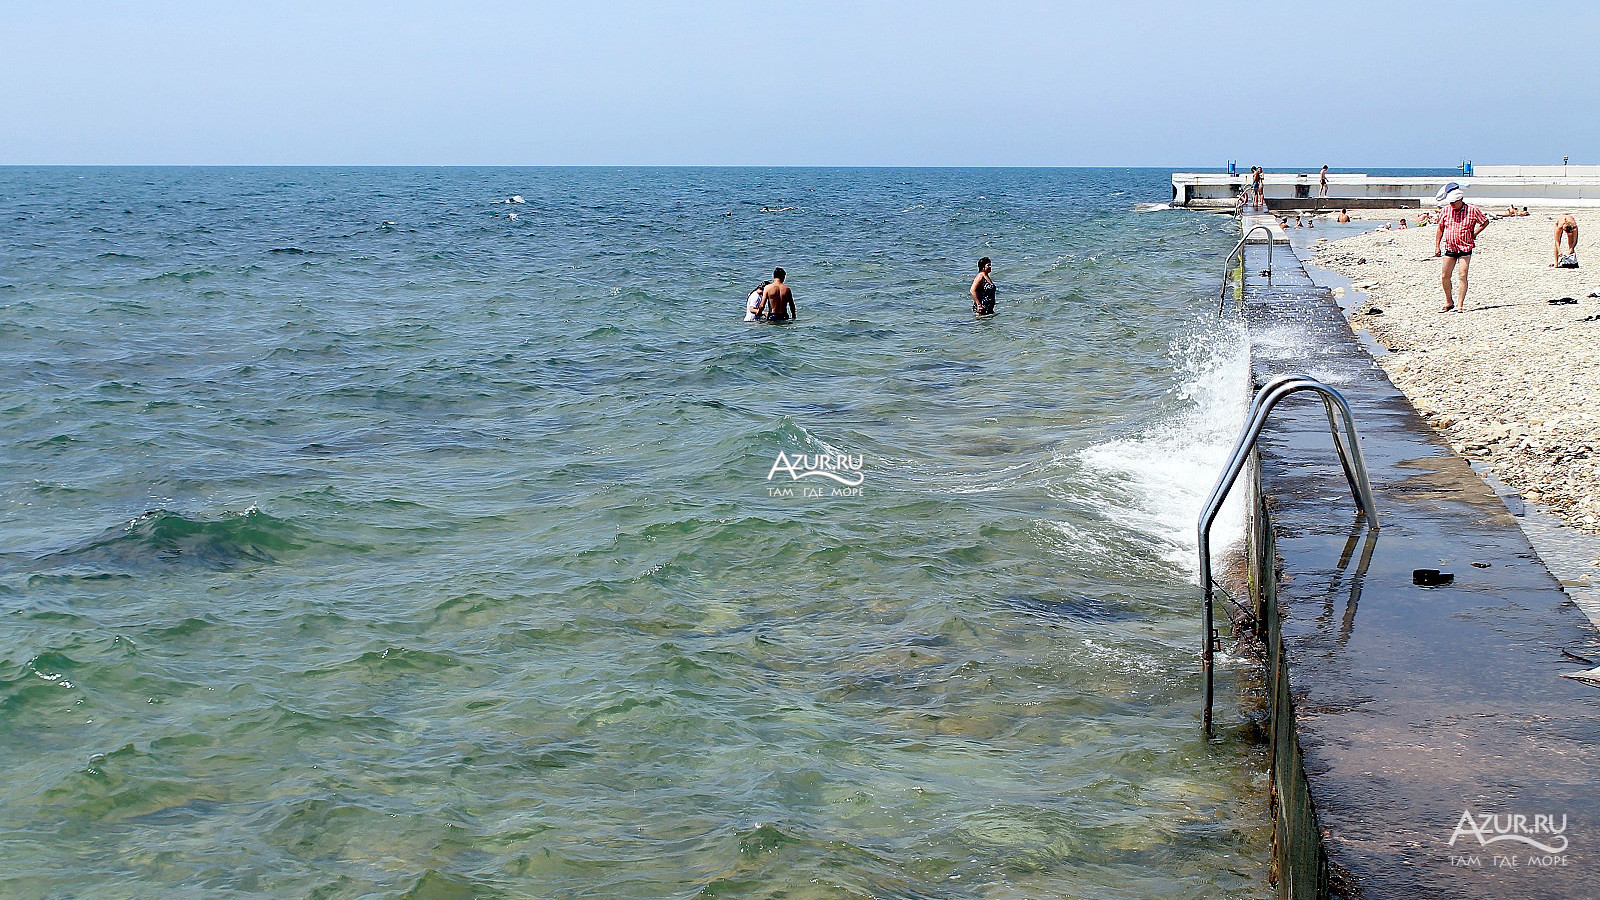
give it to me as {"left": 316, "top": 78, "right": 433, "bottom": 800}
{"left": 1319, "top": 165, "right": 1329, "bottom": 199}
{"left": 1433, "top": 183, "right": 1489, "bottom": 313}
{"left": 1251, "top": 166, "right": 1265, "bottom": 210}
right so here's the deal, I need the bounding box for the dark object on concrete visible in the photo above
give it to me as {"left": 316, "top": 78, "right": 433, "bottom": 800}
{"left": 1502, "top": 492, "right": 1527, "bottom": 516}
{"left": 1235, "top": 241, "right": 1600, "bottom": 899}
{"left": 1411, "top": 568, "right": 1454, "bottom": 586}
{"left": 1549, "top": 296, "right": 1578, "bottom": 305}
{"left": 1367, "top": 307, "right": 1383, "bottom": 315}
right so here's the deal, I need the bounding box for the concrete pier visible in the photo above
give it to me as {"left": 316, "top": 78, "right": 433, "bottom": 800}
{"left": 1230, "top": 236, "right": 1600, "bottom": 898}
{"left": 1176, "top": 169, "right": 1600, "bottom": 210}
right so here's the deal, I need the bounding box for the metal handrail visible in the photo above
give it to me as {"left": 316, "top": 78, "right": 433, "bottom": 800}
{"left": 1196, "top": 374, "right": 1379, "bottom": 734}
{"left": 1217, "top": 225, "right": 1276, "bottom": 313}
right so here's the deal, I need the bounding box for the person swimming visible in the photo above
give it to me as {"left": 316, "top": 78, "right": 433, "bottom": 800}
{"left": 970, "top": 257, "right": 996, "bottom": 316}
{"left": 762, "top": 268, "right": 796, "bottom": 322}
{"left": 745, "top": 280, "right": 770, "bottom": 321}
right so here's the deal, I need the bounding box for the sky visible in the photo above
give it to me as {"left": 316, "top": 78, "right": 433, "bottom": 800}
{"left": 4, "top": 0, "right": 1597, "bottom": 168}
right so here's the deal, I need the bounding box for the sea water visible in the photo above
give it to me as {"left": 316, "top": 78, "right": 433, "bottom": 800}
{"left": 0, "top": 167, "right": 1266, "bottom": 898}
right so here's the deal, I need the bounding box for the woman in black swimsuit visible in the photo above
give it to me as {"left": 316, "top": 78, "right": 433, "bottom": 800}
{"left": 970, "top": 257, "right": 996, "bottom": 317}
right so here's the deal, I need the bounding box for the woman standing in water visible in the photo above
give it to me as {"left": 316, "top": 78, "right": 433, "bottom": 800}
{"left": 970, "top": 257, "right": 996, "bottom": 317}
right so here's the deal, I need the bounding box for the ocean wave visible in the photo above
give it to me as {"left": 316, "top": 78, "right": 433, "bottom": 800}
{"left": 137, "top": 267, "right": 218, "bottom": 285}
{"left": 29, "top": 507, "right": 307, "bottom": 574}
{"left": 1077, "top": 325, "right": 1251, "bottom": 580}
{"left": 303, "top": 645, "right": 465, "bottom": 682}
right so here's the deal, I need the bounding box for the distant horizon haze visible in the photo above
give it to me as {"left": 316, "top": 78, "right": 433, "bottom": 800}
{"left": 4, "top": 2, "right": 1595, "bottom": 168}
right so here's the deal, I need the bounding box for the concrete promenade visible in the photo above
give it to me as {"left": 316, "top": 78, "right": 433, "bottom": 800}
{"left": 1234, "top": 237, "right": 1600, "bottom": 898}
{"left": 1177, "top": 169, "right": 1600, "bottom": 210}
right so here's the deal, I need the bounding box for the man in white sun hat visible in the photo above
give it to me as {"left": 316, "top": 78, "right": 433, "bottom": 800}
{"left": 1433, "top": 181, "right": 1489, "bottom": 312}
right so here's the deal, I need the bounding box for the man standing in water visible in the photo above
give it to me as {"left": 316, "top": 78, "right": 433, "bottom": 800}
{"left": 1434, "top": 182, "right": 1489, "bottom": 313}
{"left": 762, "top": 268, "right": 796, "bottom": 322}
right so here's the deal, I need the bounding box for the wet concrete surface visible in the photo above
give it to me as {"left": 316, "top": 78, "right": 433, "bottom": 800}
{"left": 1240, "top": 243, "right": 1600, "bottom": 898}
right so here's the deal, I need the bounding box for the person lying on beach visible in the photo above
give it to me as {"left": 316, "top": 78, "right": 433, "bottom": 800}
{"left": 1553, "top": 214, "right": 1579, "bottom": 266}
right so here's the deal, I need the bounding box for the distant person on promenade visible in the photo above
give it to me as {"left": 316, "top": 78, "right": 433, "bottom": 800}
{"left": 762, "top": 268, "right": 796, "bottom": 322}
{"left": 1319, "top": 165, "right": 1329, "bottom": 199}
{"left": 1433, "top": 182, "right": 1489, "bottom": 313}
{"left": 1553, "top": 214, "right": 1580, "bottom": 266}
{"left": 1337, "top": 209, "right": 1351, "bottom": 223}
{"left": 1252, "top": 167, "right": 1265, "bottom": 210}
{"left": 970, "top": 257, "right": 996, "bottom": 317}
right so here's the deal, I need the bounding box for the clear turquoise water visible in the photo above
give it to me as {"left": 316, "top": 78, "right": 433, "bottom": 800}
{"left": 0, "top": 167, "right": 1267, "bottom": 898}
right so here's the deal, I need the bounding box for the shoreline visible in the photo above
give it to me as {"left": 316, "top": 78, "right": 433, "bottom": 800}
{"left": 1301, "top": 206, "right": 1600, "bottom": 580}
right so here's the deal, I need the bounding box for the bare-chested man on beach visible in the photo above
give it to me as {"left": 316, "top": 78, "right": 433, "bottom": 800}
{"left": 1554, "top": 214, "right": 1579, "bottom": 265}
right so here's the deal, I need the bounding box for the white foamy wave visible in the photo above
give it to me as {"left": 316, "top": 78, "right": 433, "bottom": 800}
{"left": 1134, "top": 202, "right": 1173, "bottom": 212}
{"left": 1077, "top": 325, "right": 1252, "bottom": 582}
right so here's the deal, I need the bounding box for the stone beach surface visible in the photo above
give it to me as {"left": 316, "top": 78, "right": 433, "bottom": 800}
{"left": 1311, "top": 210, "right": 1600, "bottom": 535}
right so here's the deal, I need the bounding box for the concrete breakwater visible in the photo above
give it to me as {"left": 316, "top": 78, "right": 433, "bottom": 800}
{"left": 1175, "top": 169, "right": 1600, "bottom": 210}
{"left": 1224, "top": 232, "right": 1600, "bottom": 898}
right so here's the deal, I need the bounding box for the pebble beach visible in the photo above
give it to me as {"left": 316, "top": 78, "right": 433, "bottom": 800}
{"left": 1311, "top": 210, "right": 1600, "bottom": 537}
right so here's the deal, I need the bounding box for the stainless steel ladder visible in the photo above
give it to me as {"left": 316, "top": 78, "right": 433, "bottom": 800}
{"left": 1217, "top": 224, "right": 1276, "bottom": 314}
{"left": 1196, "top": 374, "right": 1379, "bottom": 733}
